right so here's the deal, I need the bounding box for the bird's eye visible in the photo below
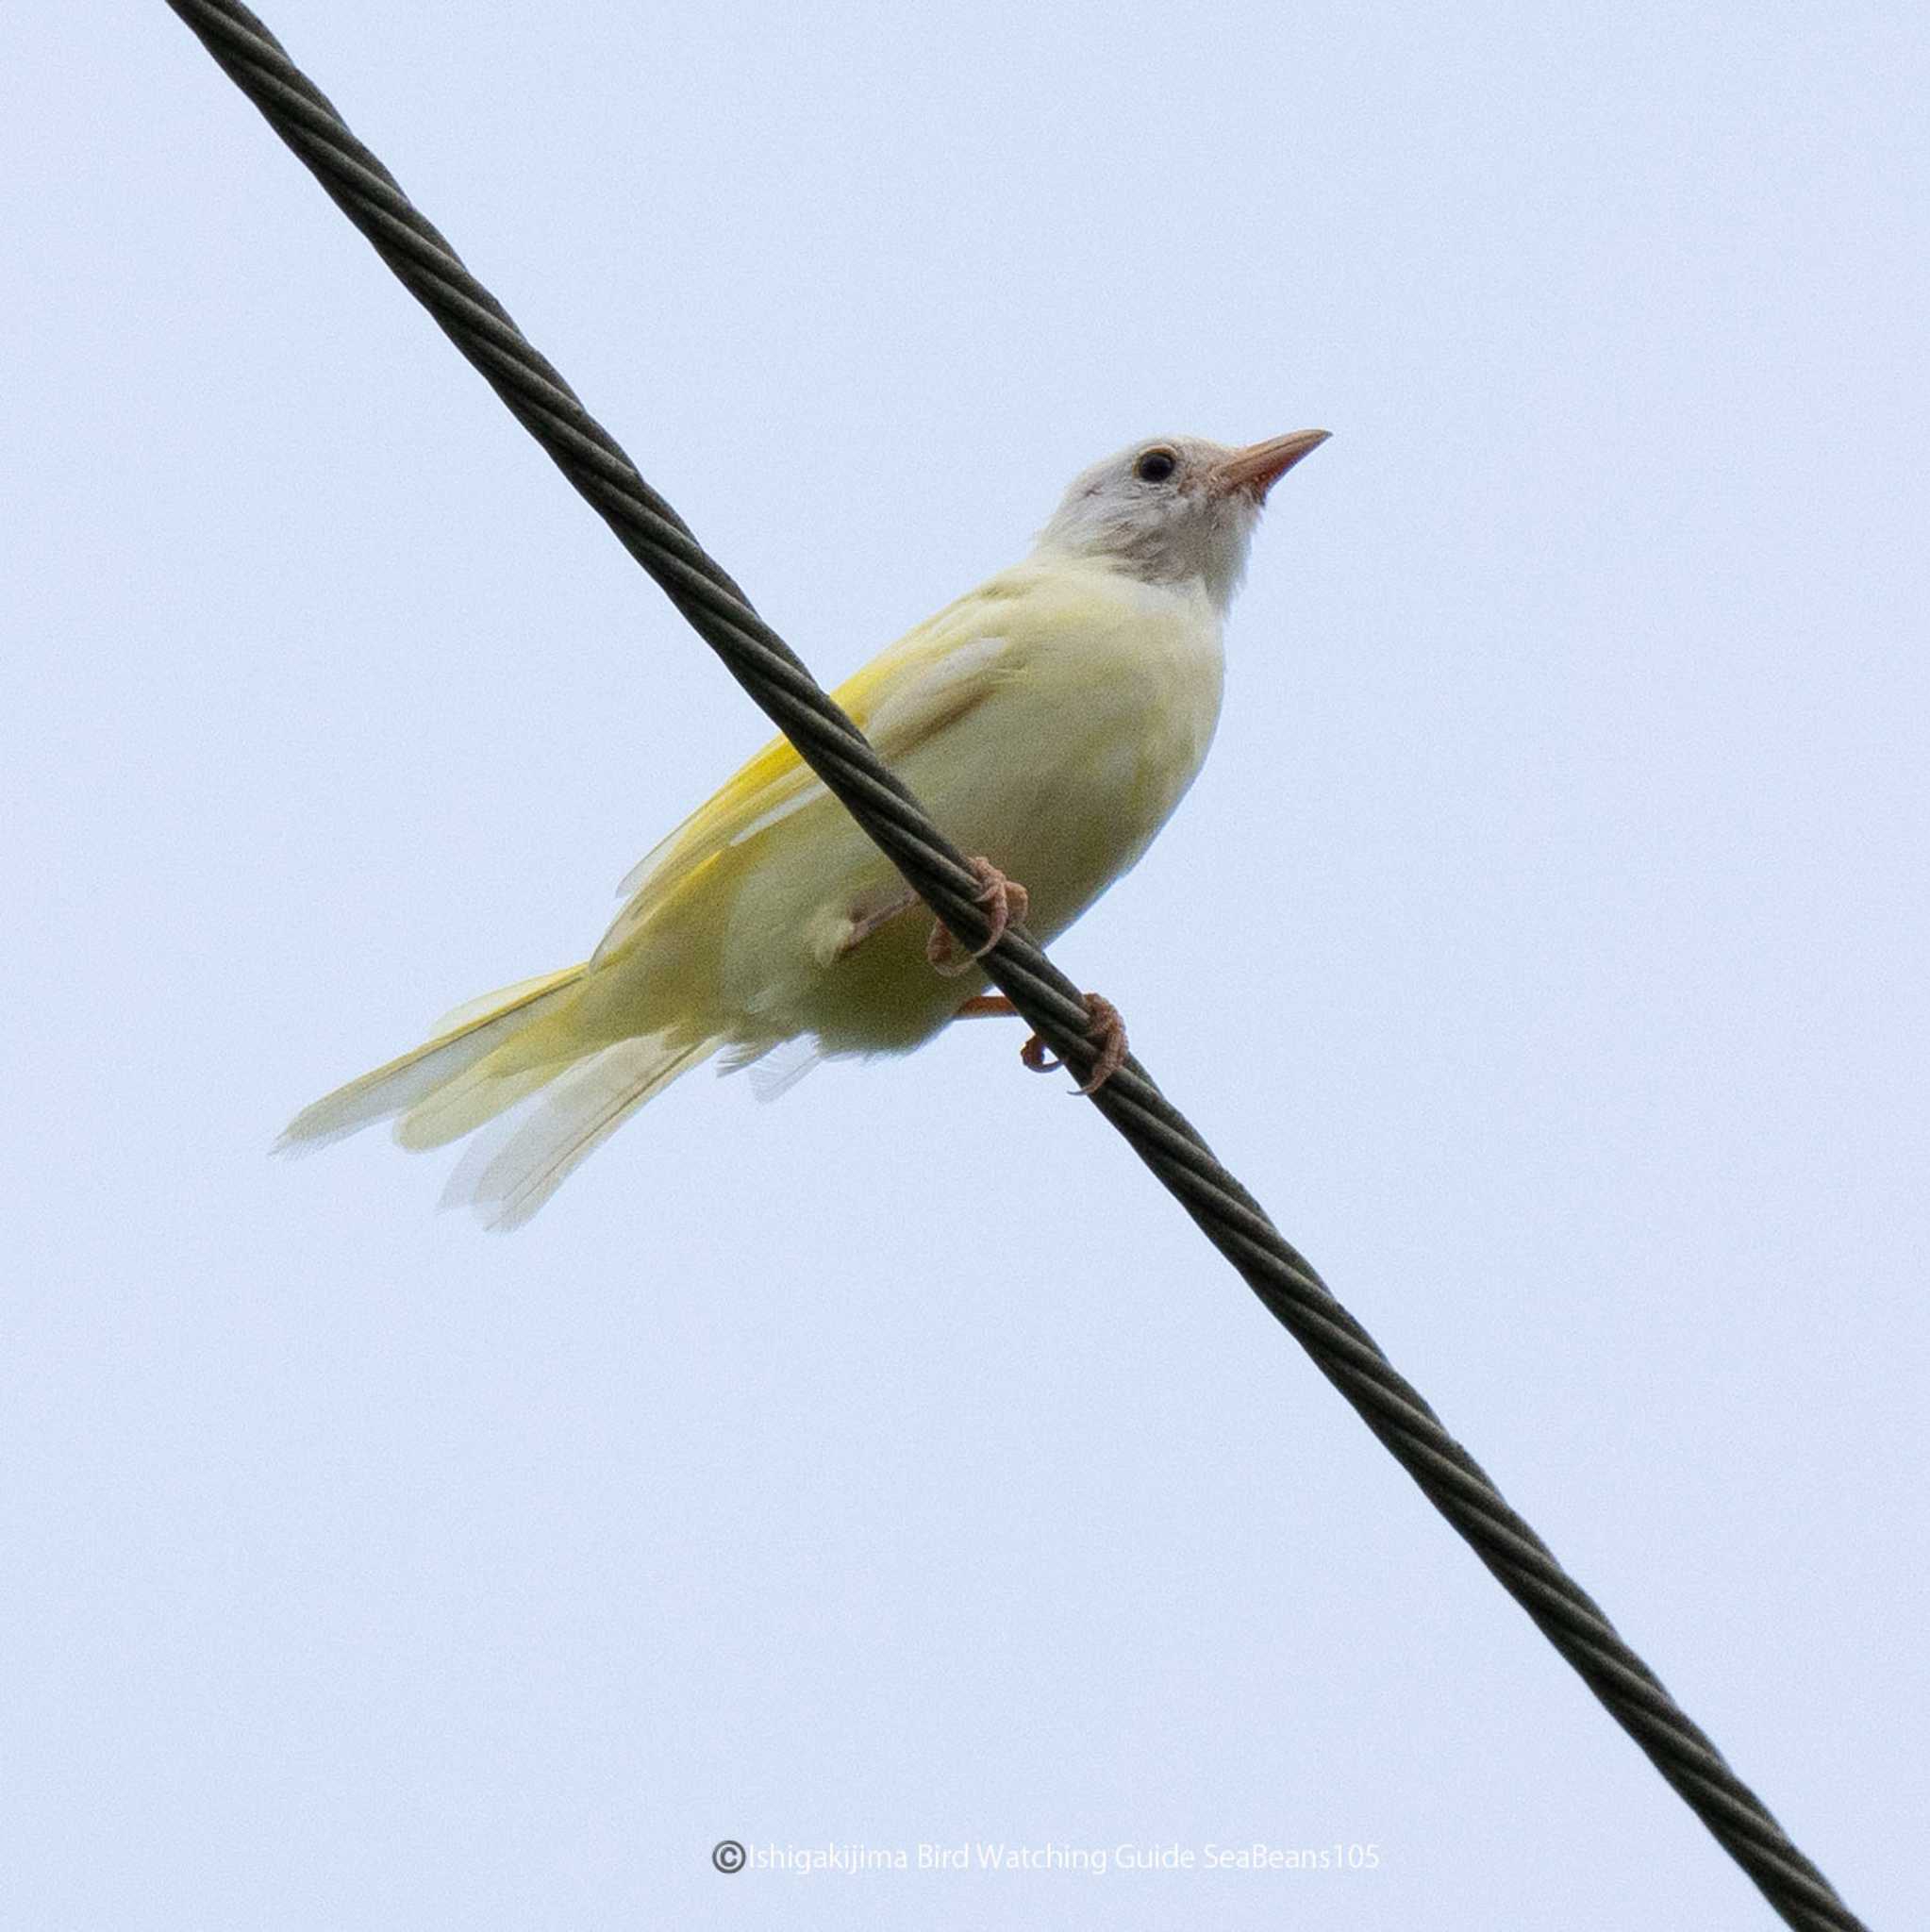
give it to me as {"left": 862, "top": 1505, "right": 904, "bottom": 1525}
{"left": 1134, "top": 447, "right": 1178, "bottom": 484}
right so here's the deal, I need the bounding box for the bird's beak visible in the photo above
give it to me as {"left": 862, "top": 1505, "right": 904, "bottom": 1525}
{"left": 1213, "top": 428, "right": 1331, "bottom": 502}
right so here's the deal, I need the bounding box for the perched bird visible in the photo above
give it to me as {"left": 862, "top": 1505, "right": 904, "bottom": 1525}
{"left": 281, "top": 428, "right": 1328, "bottom": 1226}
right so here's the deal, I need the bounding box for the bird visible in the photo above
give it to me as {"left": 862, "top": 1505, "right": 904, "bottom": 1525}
{"left": 279, "top": 428, "right": 1328, "bottom": 1226}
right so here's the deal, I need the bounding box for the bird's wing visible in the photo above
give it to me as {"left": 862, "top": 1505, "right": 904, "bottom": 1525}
{"left": 592, "top": 592, "right": 1022, "bottom": 963}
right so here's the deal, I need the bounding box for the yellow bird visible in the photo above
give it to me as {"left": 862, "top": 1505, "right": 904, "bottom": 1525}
{"left": 281, "top": 429, "right": 1328, "bottom": 1225}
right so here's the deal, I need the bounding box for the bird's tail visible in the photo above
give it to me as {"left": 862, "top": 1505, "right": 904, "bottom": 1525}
{"left": 277, "top": 963, "right": 722, "bottom": 1228}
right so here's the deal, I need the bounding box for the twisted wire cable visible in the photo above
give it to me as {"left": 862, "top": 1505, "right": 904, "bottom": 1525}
{"left": 163, "top": 5, "right": 1866, "bottom": 1924}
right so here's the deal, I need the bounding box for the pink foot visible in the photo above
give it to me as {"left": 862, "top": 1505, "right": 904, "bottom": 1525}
{"left": 1020, "top": 993, "right": 1128, "bottom": 1094}
{"left": 927, "top": 858, "right": 1031, "bottom": 976}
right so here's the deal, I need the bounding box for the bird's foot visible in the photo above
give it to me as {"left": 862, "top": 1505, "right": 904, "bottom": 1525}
{"left": 1022, "top": 993, "right": 1128, "bottom": 1093}
{"left": 957, "top": 990, "right": 1129, "bottom": 1094}
{"left": 926, "top": 858, "right": 1030, "bottom": 976}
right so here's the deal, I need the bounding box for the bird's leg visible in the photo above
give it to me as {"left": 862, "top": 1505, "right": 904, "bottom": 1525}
{"left": 926, "top": 858, "right": 1030, "bottom": 976}
{"left": 1032, "top": 994, "right": 1128, "bottom": 1093}
{"left": 953, "top": 991, "right": 1129, "bottom": 1094}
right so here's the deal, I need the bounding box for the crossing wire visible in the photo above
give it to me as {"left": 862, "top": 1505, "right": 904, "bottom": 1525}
{"left": 162, "top": 5, "right": 1867, "bottom": 1925}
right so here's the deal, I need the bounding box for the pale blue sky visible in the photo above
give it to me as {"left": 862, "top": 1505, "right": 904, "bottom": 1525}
{"left": 5, "top": 2, "right": 1925, "bottom": 1925}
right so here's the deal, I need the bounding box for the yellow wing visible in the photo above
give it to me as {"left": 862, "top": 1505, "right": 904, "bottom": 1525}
{"left": 591, "top": 575, "right": 1027, "bottom": 965}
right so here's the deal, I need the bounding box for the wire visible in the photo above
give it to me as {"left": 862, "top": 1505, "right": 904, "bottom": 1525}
{"left": 163, "top": 5, "right": 1867, "bottom": 1924}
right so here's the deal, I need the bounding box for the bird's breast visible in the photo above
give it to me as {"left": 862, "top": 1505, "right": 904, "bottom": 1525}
{"left": 913, "top": 573, "right": 1225, "bottom": 937}
{"left": 704, "top": 567, "right": 1227, "bottom": 1056}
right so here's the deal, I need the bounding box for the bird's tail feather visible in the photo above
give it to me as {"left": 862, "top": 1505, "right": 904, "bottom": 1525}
{"left": 277, "top": 963, "right": 589, "bottom": 1154}
{"left": 279, "top": 961, "right": 723, "bottom": 1227}
{"left": 441, "top": 1032, "right": 721, "bottom": 1230}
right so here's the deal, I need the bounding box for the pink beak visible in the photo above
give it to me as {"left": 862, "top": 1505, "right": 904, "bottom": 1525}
{"left": 1213, "top": 428, "right": 1331, "bottom": 502}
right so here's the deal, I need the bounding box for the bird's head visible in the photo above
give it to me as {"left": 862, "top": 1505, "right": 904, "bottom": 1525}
{"left": 1034, "top": 430, "right": 1328, "bottom": 611}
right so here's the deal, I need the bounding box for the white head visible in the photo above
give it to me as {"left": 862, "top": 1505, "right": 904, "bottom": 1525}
{"left": 1034, "top": 429, "right": 1329, "bottom": 611}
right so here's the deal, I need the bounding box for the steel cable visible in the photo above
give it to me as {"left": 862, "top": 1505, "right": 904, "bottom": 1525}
{"left": 163, "top": 5, "right": 1867, "bottom": 1924}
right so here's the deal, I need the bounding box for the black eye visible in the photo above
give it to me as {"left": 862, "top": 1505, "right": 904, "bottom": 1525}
{"left": 1134, "top": 447, "right": 1178, "bottom": 484}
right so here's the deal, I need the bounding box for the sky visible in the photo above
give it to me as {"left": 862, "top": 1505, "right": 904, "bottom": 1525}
{"left": 5, "top": 2, "right": 1926, "bottom": 1925}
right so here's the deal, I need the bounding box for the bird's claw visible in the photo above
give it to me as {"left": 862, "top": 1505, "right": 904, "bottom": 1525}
{"left": 927, "top": 858, "right": 1030, "bottom": 976}
{"left": 1022, "top": 993, "right": 1128, "bottom": 1094}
